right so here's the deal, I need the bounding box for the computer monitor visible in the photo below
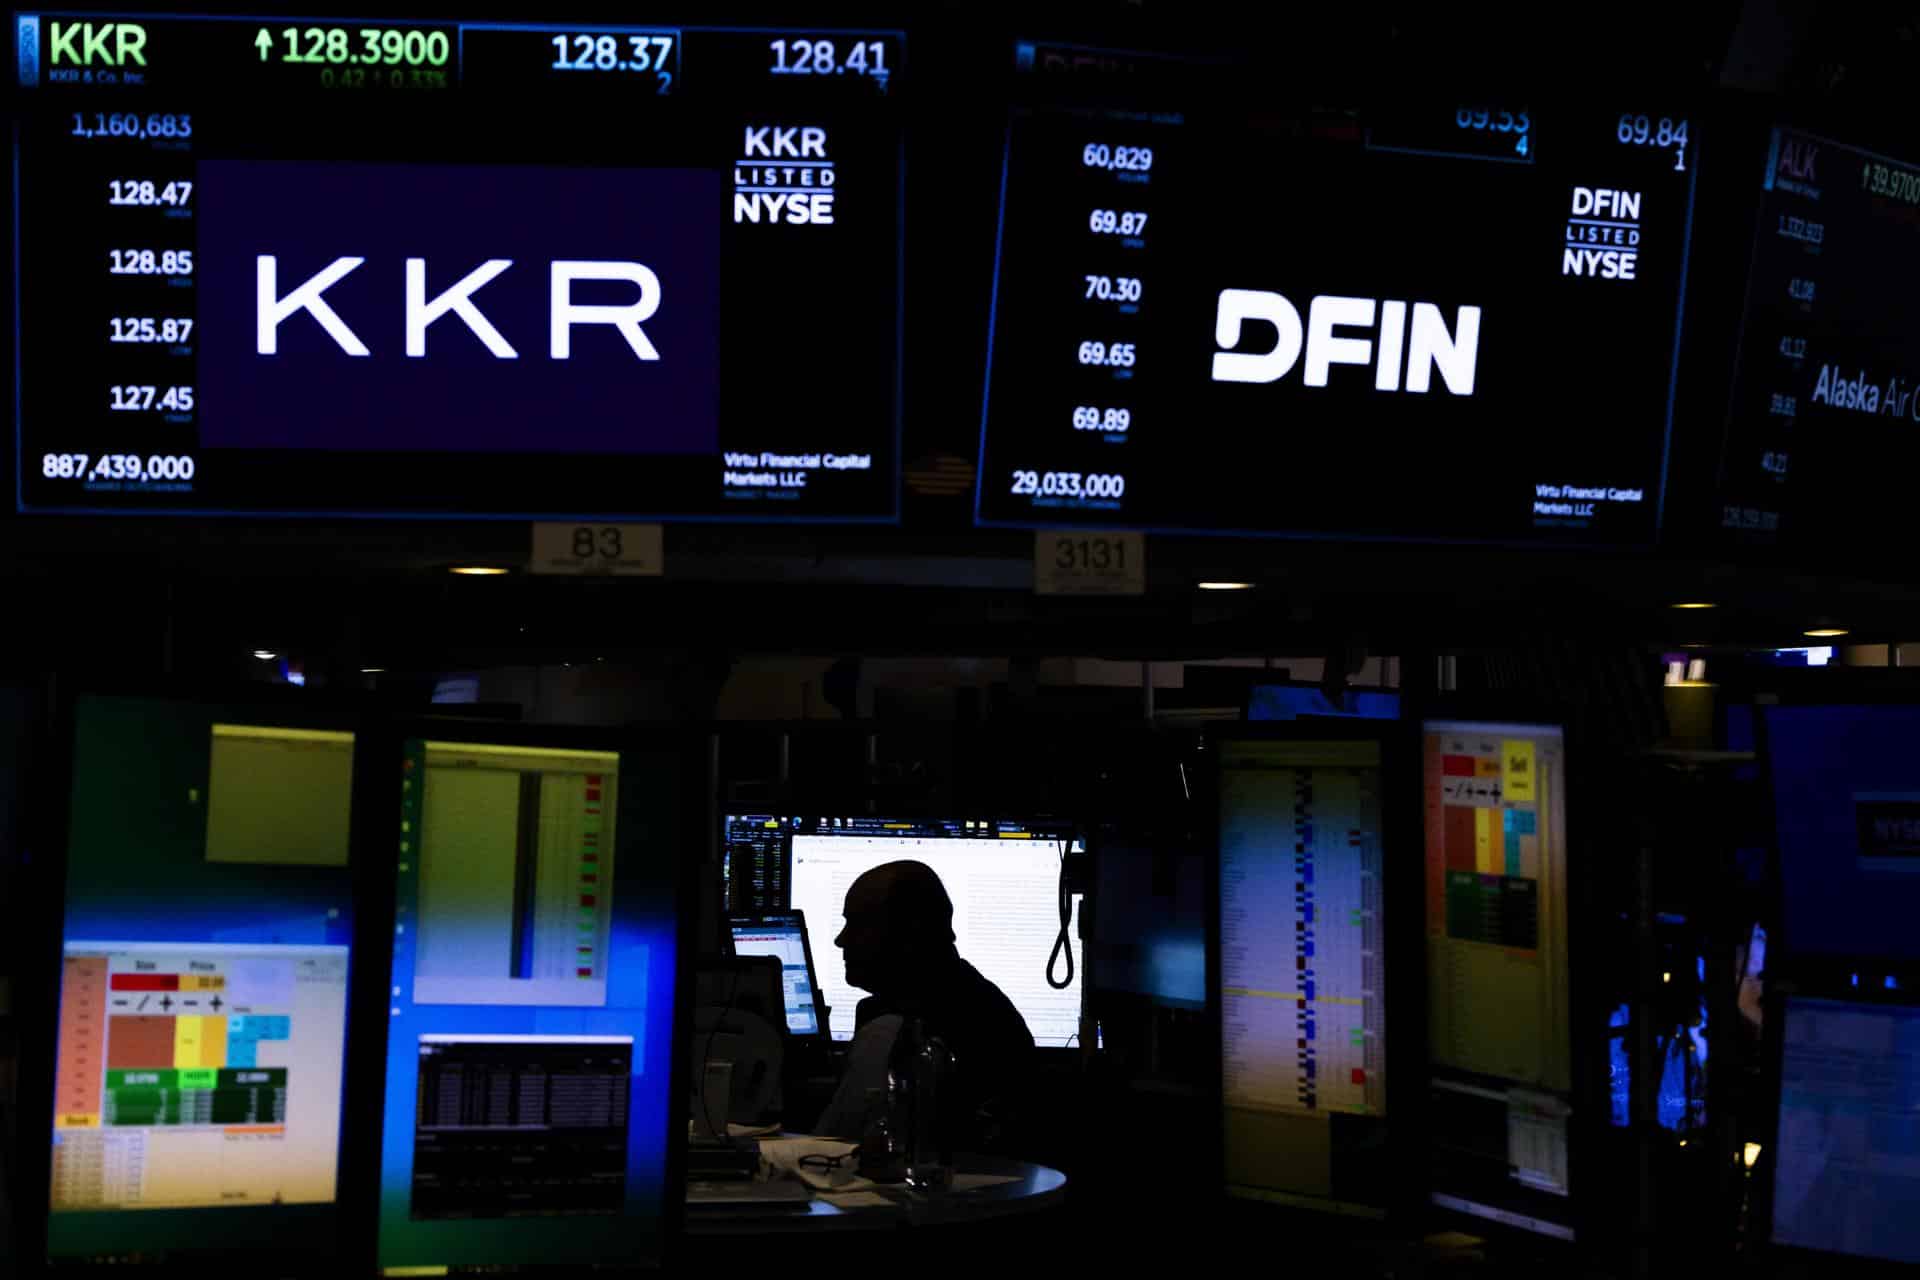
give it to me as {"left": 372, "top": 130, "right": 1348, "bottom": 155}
{"left": 42, "top": 695, "right": 359, "bottom": 1268}
{"left": 727, "top": 912, "right": 827, "bottom": 1037}
{"left": 1246, "top": 686, "right": 1402, "bottom": 723}
{"left": 1421, "top": 718, "right": 1575, "bottom": 1240}
{"left": 1762, "top": 703, "right": 1920, "bottom": 963}
{"left": 721, "top": 814, "right": 791, "bottom": 914}
{"left": 1215, "top": 730, "right": 1394, "bottom": 1214}
{"left": 1770, "top": 996, "right": 1920, "bottom": 1264}
{"left": 785, "top": 818, "right": 1083, "bottom": 1048}
{"left": 375, "top": 730, "right": 689, "bottom": 1273}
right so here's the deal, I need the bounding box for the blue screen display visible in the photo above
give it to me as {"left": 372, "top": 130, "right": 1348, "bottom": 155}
{"left": 1247, "top": 686, "right": 1401, "bottom": 722}
{"left": 1764, "top": 705, "right": 1920, "bottom": 960}
{"left": 376, "top": 736, "right": 683, "bottom": 1272}
{"left": 1772, "top": 997, "right": 1920, "bottom": 1262}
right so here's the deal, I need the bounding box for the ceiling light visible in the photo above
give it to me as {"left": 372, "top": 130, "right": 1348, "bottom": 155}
{"left": 1803, "top": 627, "right": 1849, "bottom": 638}
{"left": 361, "top": 667, "right": 386, "bottom": 674}
{"left": 1670, "top": 602, "right": 1717, "bottom": 610}
{"left": 252, "top": 650, "right": 277, "bottom": 660}
{"left": 1197, "top": 581, "right": 1255, "bottom": 591}
{"left": 449, "top": 565, "right": 510, "bottom": 576}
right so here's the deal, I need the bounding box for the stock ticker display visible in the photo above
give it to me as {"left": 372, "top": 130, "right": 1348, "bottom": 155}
{"left": 976, "top": 44, "right": 1698, "bottom": 545}
{"left": 13, "top": 13, "right": 903, "bottom": 519}
{"left": 1717, "top": 128, "right": 1920, "bottom": 551}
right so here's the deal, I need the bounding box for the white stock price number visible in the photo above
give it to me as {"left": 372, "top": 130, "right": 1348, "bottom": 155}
{"left": 1011, "top": 471, "right": 1126, "bottom": 500}
{"left": 1088, "top": 209, "right": 1148, "bottom": 236}
{"left": 1077, "top": 341, "right": 1136, "bottom": 369}
{"left": 1084, "top": 275, "right": 1142, "bottom": 304}
{"left": 1072, "top": 406, "right": 1130, "bottom": 432}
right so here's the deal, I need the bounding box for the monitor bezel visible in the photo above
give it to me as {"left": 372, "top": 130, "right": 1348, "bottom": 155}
{"left": 1412, "top": 702, "right": 1591, "bottom": 1246}
{"left": 724, "top": 909, "right": 832, "bottom": 1041}
{"left": 1753, "top": 985, "right": 1920, "bottom": 1274}
{"left": 357, "top": 715, "right": 700, "bottom": 1273}
{"left": 18, "top": 682, "right": 384, "bottom": 1276}
{"left": 1202, "top": 717, "right": 1424, "bottom": 1224}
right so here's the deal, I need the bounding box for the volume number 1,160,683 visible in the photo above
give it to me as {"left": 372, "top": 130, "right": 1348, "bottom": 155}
{"left": 1011, "top": 471, "right": 1127, "bottom": 500}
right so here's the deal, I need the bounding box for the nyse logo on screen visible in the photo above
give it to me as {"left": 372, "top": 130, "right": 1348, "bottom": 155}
{"left": 254, "top": 257, "right": 664, "bottom": 359}
{"left": 1210, "top": 291, "right": 1481, "bottom": 395}
{"left": 1562, "top": 187, "right": 1642, "bottom": 281}
{"left": 1855, "top": 798, "right": 1920, "bottom": 863}
{"left": 733, "top": 125, "right": 836, "bottom": 226}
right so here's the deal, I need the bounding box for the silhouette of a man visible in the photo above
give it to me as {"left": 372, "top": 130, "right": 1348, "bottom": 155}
{"left": 813, "top": 859, "right": 1033, "bottom": 1141}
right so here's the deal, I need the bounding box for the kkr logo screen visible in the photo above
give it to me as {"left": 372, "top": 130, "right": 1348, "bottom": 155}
{"left": 197, "top": 161, "right": 722, "bottom": 454}
{"left": 977, "top": 72, "right": 1697, "bottom": 546}
{"left": 12, "top": 14, "right": 904, "bottom": 521}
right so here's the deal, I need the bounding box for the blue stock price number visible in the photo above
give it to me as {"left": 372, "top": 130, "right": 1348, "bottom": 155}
{"left": 1455, "top": 106, "right": 1530, "bottom": 155}
{"left": 1011, "top": 471, "right": 1126, "bottom": 500}
{"left": 42, "top": 453, "right": 197, "bottom": 483}
{"left": 768, "top": 38, "right": 889, "bottom": 78}
{"left": 550, "top": 32, "right": 676, "bottom": 91}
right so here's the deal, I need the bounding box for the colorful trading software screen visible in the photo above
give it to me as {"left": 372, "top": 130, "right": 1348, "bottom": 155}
{"left": 13, "top": 12, "right": 904, "bottom": 520}
{"left": 1218, "top": 736, "right": 1389, "bottom": 1213}
{"left": 1421, "top": 719, "right": 1574, "bottom": 1238}
{"left": 377, "top": 737, "right": 683, "bottom": 1272}
{"left": 48, "top": 698, "right": 357, "bottom": 1265}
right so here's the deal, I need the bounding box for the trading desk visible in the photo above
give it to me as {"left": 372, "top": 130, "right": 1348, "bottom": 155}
{"left": 686, "top": 1154, "right": 1065, "bottom": 1234}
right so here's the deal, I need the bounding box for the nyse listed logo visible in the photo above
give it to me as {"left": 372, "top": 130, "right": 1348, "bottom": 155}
{"left": 254, "top": 257, "right": 663, "bottom": 359}
{"left": 1855, "top": 797, "right": 1920, "bottom": 867}
{"left": 1210, "top": 291, "right": 1481, "bottom": 395}
{"left": 1562, "top": 187, "right": 1642, "bottom": 280}
{"left": 733, "top": 125, "right": 836, "bottom": 226}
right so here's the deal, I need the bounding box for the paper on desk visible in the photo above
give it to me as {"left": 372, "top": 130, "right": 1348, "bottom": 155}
{"left": 684, "top": 1120, "right": 782, "bottom": 1141}
{"left": 759, "top": 1137, "right": 874, "bottom": 1192}
{"left": 820, "top": 1191, "right": 895, "bottom": 1209}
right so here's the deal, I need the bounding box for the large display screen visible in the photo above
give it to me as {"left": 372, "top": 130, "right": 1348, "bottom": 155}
{"left": 786, "top": 816, "right": 1083, "bottom": 1049}
{"left": 1421, "top": 719, "right": 1575, "bottom": 1239}
{"left": 1771, "top": 996, "right": 1920, "bottom": 1264}
{"left": 13, "top": 13, "right": 902, "bottom": 519}
{"left": 1218, "top": 736, "right": 1389, "bottom": 1213}
{"left": 1762, "top": 704, "right": 1920, "bottom": 962}
{"left": 47, "top": 697, "right": 357, "bottom": 1267}
{"left": 377, "top": 736, "right": 685, "bottom": 1272}
{"left": 976, "top": 45, "right": 1697, "bottom": 544}
{"left": 1716, "top": 128, "right": 1920, "bottom": 549}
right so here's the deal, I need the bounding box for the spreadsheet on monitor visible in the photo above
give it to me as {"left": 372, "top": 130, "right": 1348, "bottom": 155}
{"left": 1218, "top": 737, "right": 1388, "bottom": 1210}
{"left": 787, "top": 826, "right": 1082, "bottom": 1048}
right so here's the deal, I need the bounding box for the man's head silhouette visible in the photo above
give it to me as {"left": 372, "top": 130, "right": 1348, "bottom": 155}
{"left": 834, "top": 859, "right": 956, "bottom": 997}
